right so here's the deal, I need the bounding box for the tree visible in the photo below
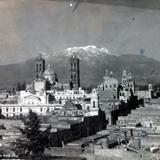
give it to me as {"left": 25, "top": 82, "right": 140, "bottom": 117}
{"left": 0, "top": 109, "right": 5, "bottom": 119}
{"left": 22, "top": 81, "right": 26, "bottom": 90}
{"left": 13, "top": 110, "right": 51, "bottom": 158}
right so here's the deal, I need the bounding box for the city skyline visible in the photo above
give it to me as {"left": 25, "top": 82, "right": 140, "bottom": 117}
{"left": 0, "top": 1, "right": 160, "bottom": 159}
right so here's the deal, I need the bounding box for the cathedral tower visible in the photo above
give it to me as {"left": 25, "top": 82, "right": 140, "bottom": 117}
{"left": 35, "top": 54, "right": 45, "bottom": 79}
{"left": 70, "top": 55, "right": 80, "bottom": 90}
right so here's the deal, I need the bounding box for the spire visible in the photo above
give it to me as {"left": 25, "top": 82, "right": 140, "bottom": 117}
{"left": 110, "top": 71, "right": 113, "bottom": 77}
{"left": 122, "top": 70, "right": 127, "bottom": 77}
{"left": 39, "top": 53, "right": 42, "bottom": 59}
{"left": 105, "top": 69, "right": 109, "bottom": 77}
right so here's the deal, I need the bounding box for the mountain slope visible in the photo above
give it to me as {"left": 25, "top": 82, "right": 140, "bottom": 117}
{"left": 0, "top": 46, "right": 160, "bottom": 89}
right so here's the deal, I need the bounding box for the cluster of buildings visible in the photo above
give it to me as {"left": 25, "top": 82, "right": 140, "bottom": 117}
{"left": 0, "top": 54, "right": 107, "bottom": 153}
{"left": 0, "top": 53, "right": 160, "bottom": 159}
{"left": 0, "top": 55, "right": 99, "bottom": 118}
{"left": 0, "top": 54, "right": 154, "bottom": 127}
{"left": 95, "top": 69, "right": 160, "bottom": 158}
{"left": 98, "top": 69, "right": 152, "bottom": 102}
{"left": 97, "top": 68, "right": 152, "bottom": 124}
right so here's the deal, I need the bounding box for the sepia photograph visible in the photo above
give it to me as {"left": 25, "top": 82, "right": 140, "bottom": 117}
{"left": 0, "top": 0, "right": 160, "bottom": 159}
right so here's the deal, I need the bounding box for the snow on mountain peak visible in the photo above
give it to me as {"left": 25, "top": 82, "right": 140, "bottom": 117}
{"left": 45, "top": 45, "right": 111, "bottom": 61}
{"left": 64, "top": 45, "right": 111, "bottom": 58}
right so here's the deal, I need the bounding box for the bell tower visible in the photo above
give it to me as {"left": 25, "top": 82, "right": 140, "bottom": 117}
{"left": 35, "top": 54, "right": 45, "bottom": 79}
{"left": 70, "top": 55, "right": 80, "bottom": 90}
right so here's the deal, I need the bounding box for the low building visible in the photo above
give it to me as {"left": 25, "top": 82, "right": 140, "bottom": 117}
{"left": 18, "top": 90, "right": 49, "bottom": 105}
{"left": 52, "top": 87, "right": 86, "bottom": 103}
{"left": 0, "top": 103, "right": 63, "bottom": 117}
{"left": 135, "top": 84, "right": 153, "bottom": 100}
{"left": 44, "top": 103, "right": 106, "bottom": 147}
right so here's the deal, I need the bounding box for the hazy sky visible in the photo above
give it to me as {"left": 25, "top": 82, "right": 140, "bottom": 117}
{"left": 0, "top": 0, "right": 160, "bottom": 64}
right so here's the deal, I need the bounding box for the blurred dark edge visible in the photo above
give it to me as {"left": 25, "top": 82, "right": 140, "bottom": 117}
{"left": 44, "top": 0, "right": 160, "bottom": 10}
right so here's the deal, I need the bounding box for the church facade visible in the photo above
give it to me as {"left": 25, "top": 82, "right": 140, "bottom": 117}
{"left": 119, "top": 70, "right": 135, "bottom": 101}
{"left": 97, "top": 69, "right": 119, "bottom": 92}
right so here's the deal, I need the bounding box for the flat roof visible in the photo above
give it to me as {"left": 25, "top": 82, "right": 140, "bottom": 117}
{"left": 67, "top": 134, "right": 108, "bottom": 146}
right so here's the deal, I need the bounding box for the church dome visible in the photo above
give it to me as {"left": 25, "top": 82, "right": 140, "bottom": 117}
{"left": 43, "top": 64, "right": 55, "bottom": 75}
{"left": 104, "top": 77, "right": 118, "bottom": 84}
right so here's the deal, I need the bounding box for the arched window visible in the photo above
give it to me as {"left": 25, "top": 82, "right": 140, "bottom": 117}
{"left": 39, "top": 63, "right": 42, "bottom": 71}
{"left": 36, "top": 64, "right": 39, "bottom": 71}
{"left": 74, "top": 63, "right": 76, "bottom": 68}
{"left": 93, "top": 101, "right": 95, "bottom": 108}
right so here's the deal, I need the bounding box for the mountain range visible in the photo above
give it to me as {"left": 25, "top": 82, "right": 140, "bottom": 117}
{"left": 1, "top": 46, "right": 160, "bottom": 89}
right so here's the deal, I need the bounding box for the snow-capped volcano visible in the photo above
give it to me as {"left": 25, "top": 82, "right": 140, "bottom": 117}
{"left": 65, "top": 45, "right": 110, "bottom": 56}
{"left": 48, "top": 45, "right": 111, "bottom": 61}
{"left": 0, "top": 48, "right": 159, "bottom": 89}
{"left": 64, "top": 45, "right": 111, "bottom": 59}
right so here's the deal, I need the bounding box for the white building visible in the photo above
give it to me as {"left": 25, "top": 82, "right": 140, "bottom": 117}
{"left": 50, "top": 88, "right": 99, "bottom": 116}
{"left": 0, "top": 104, "right": 63, "bottom": 117}
{"left": 84, "top": 88, "right": 99, "bottom": 116}
{"left": 18, "top": 79, "right": 49, "bottom": 105}
{"left": 52, "top": 87, "right": 87, "bottom": 103}
{"left": 0, "top": 89, "right": 99, "bottom": 118}
{"left": 135, "top": 84, "right": 153, "bottom": 99}
{"left": 0, "top": 86, "right": 99, "bottom": 118}
{"left": 18, "top": 91, "right": 48, "bottom": 105}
